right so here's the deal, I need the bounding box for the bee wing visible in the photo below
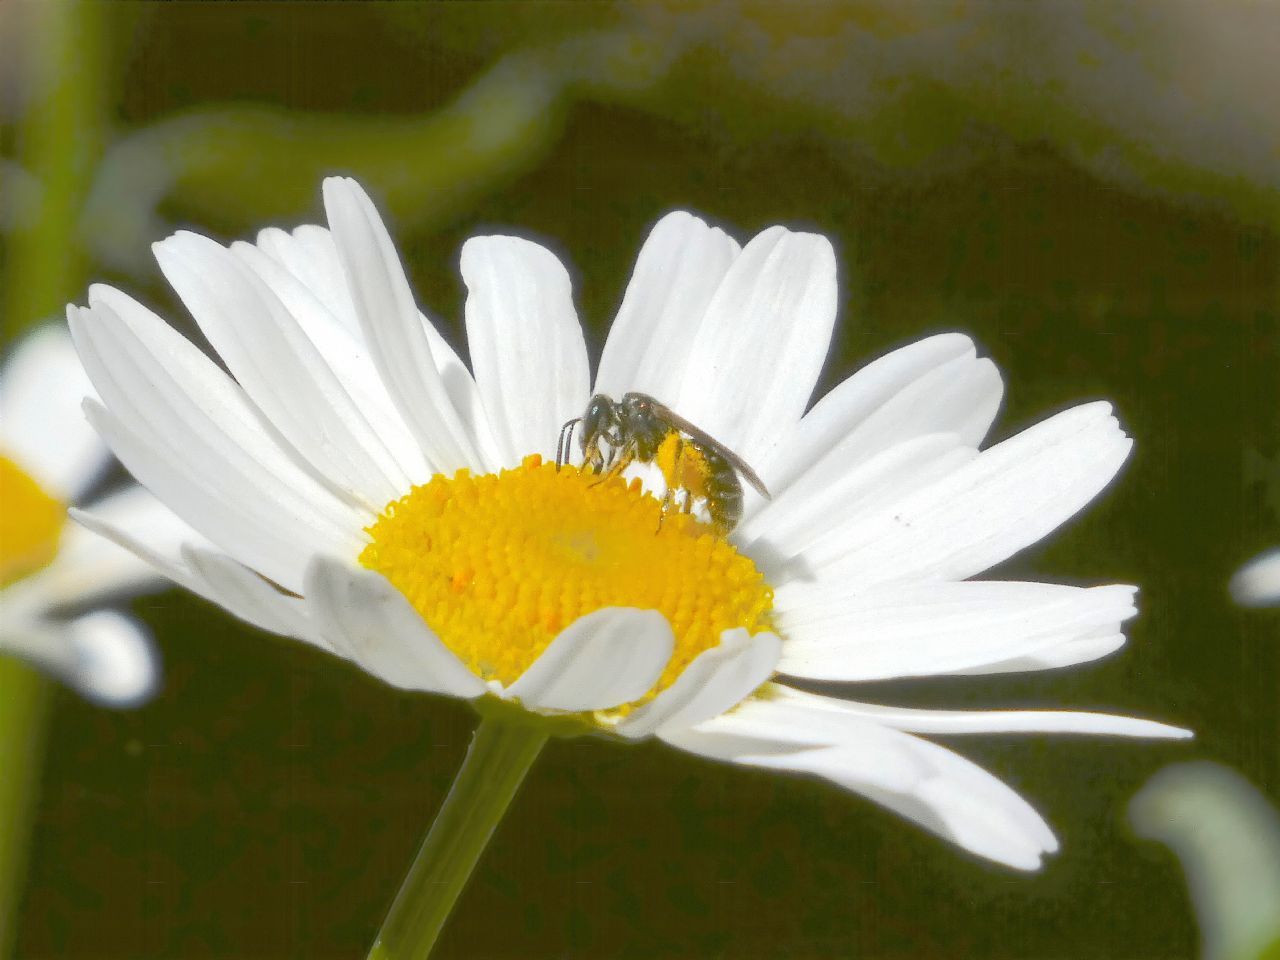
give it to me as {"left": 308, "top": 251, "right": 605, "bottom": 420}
{"left": 648, "top": 399, "right": 772, "bottom": 499}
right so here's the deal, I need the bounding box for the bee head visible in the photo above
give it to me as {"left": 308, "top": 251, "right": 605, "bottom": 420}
{"left": 582, "top": 395, "right": 620, "bottom": 446}
{"left": 558, "top": 394, "right": 621, "bottom": 471}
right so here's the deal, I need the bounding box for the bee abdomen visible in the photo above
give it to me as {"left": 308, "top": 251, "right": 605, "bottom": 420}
{"left": 696, "top": 443, "right": 744, "bottom": 532}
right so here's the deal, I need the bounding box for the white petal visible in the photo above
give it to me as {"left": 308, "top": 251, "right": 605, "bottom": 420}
{"left": 616, "top": 628, "right": 782, "bottom": 738}
{"left": 594, "top": 211, "right": 741, "bottom": 401}
{"left": 418, "top": 316, "right": 506, "bottom": 473}
{"left": 254, "top": 225, "right": 359, "bottom": 335}
{"left": 63, "top": 610, "right": 159, "bottom": 705}
{"left": 248, "top": 224, "right": 503, "bottom": 474}
{"left": 747, "top": 352, "right": 999, "bottom": 529}
{"left": 799, "top": 353, "right": 1000, "bottom": 475}
{"left": 2, "top": 620, "right": 63, "bottom": 674}
{"left": 665, "top": 699, "right": 1057, "bottom": 870}
{"left": 505, "top": 607, "right": 673, "bottom": 711}
{"left": 230, "top": 237, "right": 432, "bottom": 483}
{"left": 323, "top": 177, "right": 485, "bottom": 473}
{"left": 24, "top": 486, "right": 191, "bottom": 607}
{"left": 673, "top": 226, "right": 838, "bottom": 468}
{"left": 304, "top": 557, "right": 486, "bottom": 697}
{"left": 252, "top": 221, "right": 500, "bottom": 469}
{"left": 895, "top": 738, "right": 1059, "bottom": 871}
{"left": 660, "top": 702, "right": 923, "bottom": 793}
{"left": 80, "top": 401, "right": 309, "bottom": 591}
{"left": 461, "top": 234, "right": 591, "bottom": 468}
{"left": 69, "top": 298, "right": 367, "bottom": 593}
{"left": 67, "top": 505, "right": 317, "bottom": 644}
{"left": 800, "top": 402, "right": 1132, "bottom": 586}
{"left": 956, "top": 630, "right": 1128, "bottom": 675}
{"left": 69, "top": 505, "right": 211, "bottom": 602}
{"left": 735, "top": 433, "right": 977, "bottom": 576}
{"left": 760, "top": 333, "right": 981, "bottom": 492}
{"left": 81, "top": 400, "right": 352, "bottom": 597}
{"left": 0, "top": 608, "right": 158, "bottom": 707}
{"left": 1229, "top": 547, "right": 1280, "bottom": 607}
{"left": 772, "top": 686, "right": 1192, "bottom": 739}
{"left": 774, "top": 581, "right": 1139, "bottom": 681}
{"left": 0, "top": 324, "right": 107, "bottom": 499}
{"left": 154, "top": 232, "right": 409, "bottom": 509}
{"left": 181, "top": 545, "right": 316, "bottom": 643}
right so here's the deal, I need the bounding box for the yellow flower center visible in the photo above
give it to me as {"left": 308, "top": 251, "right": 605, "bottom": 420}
{"left": 0, "top": 455, "right": 66, "bottom": 588}
{"left": 360, "top": 455, "right": 774, "bottom": 700}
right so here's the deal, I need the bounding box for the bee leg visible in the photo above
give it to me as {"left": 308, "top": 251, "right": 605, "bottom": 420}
{"left": 671, "top": 437, "right": 698, "bottom": 517}
{"left": 655, "top": 483, "right": 679, "bottom": 534}
{"left": 556, "top": 418, "right": 583, "bottom": 471}
{"left": 588, "top": 453, "right": 631, "bottom": 488}
{"left": 655, "top": 435, "right": 687, "bottom": 532}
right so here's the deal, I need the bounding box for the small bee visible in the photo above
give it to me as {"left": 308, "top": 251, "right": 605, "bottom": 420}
{"left": 556, "top": 392, "right": 770, "bottom": 533}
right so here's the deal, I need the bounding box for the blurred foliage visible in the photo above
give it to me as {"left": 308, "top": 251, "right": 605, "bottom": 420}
{"left": 75, "top": 24, "right": 683, "bottom": 280}
{"left": 6, "top": 1, "right": 1280, "bottom": 330}
{"left": 1, "top": 2, "right": 1277, "bottom": 958}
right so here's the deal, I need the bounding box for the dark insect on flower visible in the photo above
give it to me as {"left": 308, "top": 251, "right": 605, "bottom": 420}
{"left": 557, "top": 392, "right": 770, "bottom": 534}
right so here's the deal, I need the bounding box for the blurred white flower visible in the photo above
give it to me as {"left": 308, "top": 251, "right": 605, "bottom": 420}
{"left": 1229, "top": 548, "right": 1280, "bottom": 607}
{"left": 1131, "top": 762, "right": 1280, "bottom": 960}
{"left": 0, "top": 326, "right": 180, "bottom": 705}
{"left": 69, "top": 177, "right": 1187, "bottom": 868}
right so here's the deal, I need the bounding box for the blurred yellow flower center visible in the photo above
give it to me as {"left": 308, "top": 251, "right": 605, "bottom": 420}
{"left": 359, "top": 455, "right": 773, "bottom": 695}
{"left": 0, "top": 455, "right": 65, "bottom": 588}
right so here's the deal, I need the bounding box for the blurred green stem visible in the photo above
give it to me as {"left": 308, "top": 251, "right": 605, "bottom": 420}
{"left": 1, "top": 2, "right": 106, "bottom": 954}
{"left": 0, "top": 661, "right": 52, "bottom": 957}
{"left": 367, "top": 717, "right": 547, "bottom": 960}
{"left": 3, "top": 0, "right": 104, "bottom": 340}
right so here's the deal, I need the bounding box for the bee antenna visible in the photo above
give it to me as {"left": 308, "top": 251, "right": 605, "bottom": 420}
{"left": 556, "top": 418, "right": 582, "bottom": 470}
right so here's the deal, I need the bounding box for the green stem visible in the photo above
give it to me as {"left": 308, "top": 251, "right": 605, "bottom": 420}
{"left": 367, "top": 717, "right": 547, "bottom": 960}
{"left": 0, "top": 660, "right": 53, "bottom": 958}
{"left": 1, "top": 3, "right": 107, "bottom": 955}
{"left": 4, "top": 0, "right": 106, "bottom": 340}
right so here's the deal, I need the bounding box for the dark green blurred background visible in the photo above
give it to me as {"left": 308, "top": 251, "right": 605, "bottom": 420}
{"left": 2, "top": 3, "right": 1277, "bottom": 958}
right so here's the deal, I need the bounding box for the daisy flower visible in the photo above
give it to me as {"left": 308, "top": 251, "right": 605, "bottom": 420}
{"left": 68, "top": 176, "right": 1187, "bottom": 885}
{"left": 1229, "top": 548, "right": 1280, "bottom": 607}
{"left": 1, "top": 325, "right": 176, "bottom": 705}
